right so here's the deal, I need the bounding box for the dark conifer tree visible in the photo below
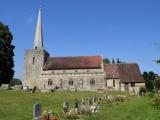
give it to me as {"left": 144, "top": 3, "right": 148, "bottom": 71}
{"left": 0, "top": 22, "right": 15, "bottom": 85}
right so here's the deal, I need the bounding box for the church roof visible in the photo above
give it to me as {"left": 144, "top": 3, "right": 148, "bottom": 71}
{"left": 105, "top": 64, "right": 119, "bottom": 78}
{"left": 105, "top": 63, "right": 144, "bottom": 83}
{"left": 117, "top": 63, "right": 144, "bottom": 83}
{"left": 43, "top": 56, "right": 102, "bottom": 70}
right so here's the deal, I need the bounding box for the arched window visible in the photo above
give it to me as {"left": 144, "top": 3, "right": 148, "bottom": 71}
{"left": 90, "top": 78, "right": 95, "bottom": 86}
{"left": 113, "top": 79, "right": 115, "bottom": 87}
{"left": 69, "top": 79, "right": 73, "bottom": 85}
{"left": 48, "top": 79, "right": 52, "bottom": 86}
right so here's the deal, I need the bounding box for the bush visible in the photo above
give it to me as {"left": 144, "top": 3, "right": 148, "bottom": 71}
{"left": 153, "top": 94, "right": 160, "bottom": 109}
{"left": 155, "top": 78, "right": 160, "bottom": 91}
{"left": 139, "top": 87, "right": 146, "bottom": 96}
{"left": 10, "top": 78, "right": 22, "bottom": 86}
{"left": 146, "top": 92, "right": 156, "bottom": 98}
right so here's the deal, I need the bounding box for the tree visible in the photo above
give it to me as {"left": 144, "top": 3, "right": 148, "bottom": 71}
{"left": 148, "top": 71, "right": 156, "bottom": 80}
{"left": 155, "top": 59, "right": 160, "bottom": 64}
{"left": 103, "top": 58, "right": 110, "bottom": 64}
{"left": 143, "top": 71, "right": 156, "bottom": 91}
{"left": 0, "top": 22, "right": 15, "bottom": 85}
{"left": 10, "top": 78, "right": 22, "bottom": 86}
{"left": 112, "top": 58, "right": 115, "bottom": 64}
{"left": 145, "top": 80, "right": 154, "bottom": 91}
{"left": 143, "top": 72, "right": 149, "bottom": 81}
{"left": 117, "top": 58, "right": 120, "bottom": 63}
{"left": 155, "top": 78, "right": 160, "bottom": 91}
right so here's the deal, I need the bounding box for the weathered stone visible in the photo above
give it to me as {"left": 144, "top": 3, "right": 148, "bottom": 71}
{"left": 0, "top": 84, "right": 9, "bottom": 90}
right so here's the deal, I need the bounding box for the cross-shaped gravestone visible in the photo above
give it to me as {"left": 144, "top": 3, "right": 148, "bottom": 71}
{"left": 33, "top": 103, "right": 41, "bottom": 120}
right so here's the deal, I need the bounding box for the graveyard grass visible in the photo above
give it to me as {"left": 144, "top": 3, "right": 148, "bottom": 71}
{"left": 0, "top": 90, "right": 160, "bottom": 120}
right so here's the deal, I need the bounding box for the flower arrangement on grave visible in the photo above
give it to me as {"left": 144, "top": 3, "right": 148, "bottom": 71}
{"left": 41, "top": 109, "right": 61, "bottom": 120}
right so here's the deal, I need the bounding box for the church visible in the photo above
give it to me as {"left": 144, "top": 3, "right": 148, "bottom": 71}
{"left": 23, "top": 7, "right": 145, "bottom": 92}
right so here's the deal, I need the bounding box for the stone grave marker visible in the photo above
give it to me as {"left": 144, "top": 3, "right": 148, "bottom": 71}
{"left": 33, "top": 103, "right": 41, "bottom": 120}
{"left": 15, "top": 85, "right": 22, "bottom": 90}
{"left": 23, "top": 86, "right": 28, "bottom": 91}
{"left": 81, "top": 97, "right": 86, "bottom": 114}
{"left": 74, "top": 98, "right": 78, "bottom": 113}
{"left": 63, "top": 101, "right": 69, "bottom": 113}
{"left": 32, "top": 86, "right": 37, "bottom": 93}
{"left": 1, "top": 84, "right": 9, "bottom": 90}
{"left": 93, "top": 96, "right": 97, "bottom": 103}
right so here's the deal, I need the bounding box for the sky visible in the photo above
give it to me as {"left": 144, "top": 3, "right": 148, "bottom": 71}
{"left": 0, "top": 0, "right": 160, "bottom": 79}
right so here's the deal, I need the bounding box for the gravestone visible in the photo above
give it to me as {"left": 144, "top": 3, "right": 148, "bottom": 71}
{"left": 74, "top": 98, "right": 78, "bottom": 113}
{"left": 33, "top": 103, "right": 41, "bottom": 120}
{"left": 15, "top": 85, "right": 22, "bottom": 90}
{"left": 81, "top": 97, "right": 86, "bottom": 113}
{"left": 63, "top": 101, "right": 69, "bottom": 113}
{"left": 1, "top": 84, "right": 9, "bottom": 90}
{"left": 23, "top": 86, "right": 28, "bottom": 91}
{"left": 32, "top": 86, "right": 37, "bottom": 93}
{"left": 93, "top": 96, "right": 97, "bottom": 103}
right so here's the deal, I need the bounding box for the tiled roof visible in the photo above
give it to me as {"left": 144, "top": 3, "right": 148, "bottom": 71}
{"left": 105, "top": 63, "right": 144, "bottom": 83}
{"left": 43, "top": 56, "right": 102, "bottom": 70}
{"left": 117, "top": 63, "right": 144, "bottom": 83}
{"left": 104, "top": 64, "right": 119, "bottom": 78}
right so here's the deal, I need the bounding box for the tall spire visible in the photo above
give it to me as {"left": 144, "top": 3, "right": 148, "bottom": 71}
{"left": 34, "top": 6, "right": 43, "bottom": 50}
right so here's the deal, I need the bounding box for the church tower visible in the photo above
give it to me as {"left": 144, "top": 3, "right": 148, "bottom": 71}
{"left": 23, "top": 6, "right": 49, "bottom": 89}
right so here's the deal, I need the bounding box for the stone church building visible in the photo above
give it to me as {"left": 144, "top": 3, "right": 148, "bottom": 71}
{"left": 23, "top": 8, "right": 145, "bottom": 92}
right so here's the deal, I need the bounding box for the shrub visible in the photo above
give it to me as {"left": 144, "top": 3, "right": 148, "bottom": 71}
{"left": 10, "top": 78, "right": 22, "bottom": 86}
{"left": 139, "top": 87, "right": 146, "bottom": 96}
{"left": 153, "top": 94, "right": 160, "bottom": 109}
{"left": 146, "top": 92, "right": 156, "bottom": 98}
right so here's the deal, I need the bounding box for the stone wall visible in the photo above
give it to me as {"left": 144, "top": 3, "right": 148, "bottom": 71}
{"left": 23, "top": 49, "right": 49, "bottom": 89}
{"left": 39, "top": 68, "right": 106, "bottom": 91}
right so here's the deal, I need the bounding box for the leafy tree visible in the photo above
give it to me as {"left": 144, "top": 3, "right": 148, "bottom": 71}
{"left": 117, "top": 58, "right": 120, "bottom": 63}
{"left": 148, "top": 71, "right": 156, "bottom": 80}
{"left": 10, "top": 78, "right": 22, "bottom": 86}
{"left": 116, "top": 58, "right": 125, "bottom": 63}
{"left": 145, "top": 80, "right": 154, "bottom": 91}
{"left": 112, "top": 58, "right": 115, "bottom": 64}
{"left": 143, "top": 71, "right": 156, "bottom": 91}
{"left": 155, "top": 59, "right": 160, "bottom": 64}
{"left": 143, "top": 72, "right": 149, "bottom": 81}
{"left": 103, "top": 58, "right": 110, "bottom": 64}
{"left": 155, "top": 78, "right": 160, "bottom": 91}
{"left": 0, "top": 22, "right": 14, "bottom": 85}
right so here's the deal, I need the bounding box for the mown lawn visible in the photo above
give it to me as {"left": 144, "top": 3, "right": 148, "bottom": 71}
{"left": 0, "top": 90, "right": 159, "bottom": 120}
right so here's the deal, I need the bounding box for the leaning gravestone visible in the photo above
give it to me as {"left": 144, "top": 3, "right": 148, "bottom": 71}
{"left": 33, "top": 103, "right": 41, "bottom": 120}
{"left": 32, "top": 86, "right": 37, "bottom": 93}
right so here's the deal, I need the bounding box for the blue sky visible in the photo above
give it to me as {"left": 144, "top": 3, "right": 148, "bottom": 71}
{"left": 0, "top": 0, "right": 160, "bottom": 79}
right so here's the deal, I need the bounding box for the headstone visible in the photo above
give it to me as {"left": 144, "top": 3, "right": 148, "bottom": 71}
{"left": 32, "top": 86, "right": 37, "bottom": 93}
{"left": 23, "top": 86, "right": 28, "bottom": 91}
{"left": 74, "top": 98, "right": 78, "bottom": 113}
{"left": 81, "top": 97, "right": 86, "bottom": 113}
{"left": 1, "top": 84, "right": 9, "bottom": 90}
{"left": 15, "top": 85, "right": 22, "bottom": 90}
{"left": 93, "top": 96, "right": 97, "bottom": 103}
{"left": 33, "top": 103, "right": 41, "bottom": 120}
{"left": 63, "top": 101, "right": 69, "bottom": 113}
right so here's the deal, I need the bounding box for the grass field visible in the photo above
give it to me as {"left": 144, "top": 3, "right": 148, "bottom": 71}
{"left": 0, "top": 90, "right": 160, "bottom": 120}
